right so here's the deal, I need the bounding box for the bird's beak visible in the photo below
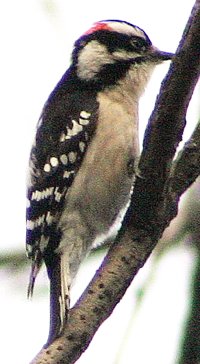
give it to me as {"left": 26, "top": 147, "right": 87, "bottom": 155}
{"left": 149, "top": 46, "right": 174, "bottom": 63}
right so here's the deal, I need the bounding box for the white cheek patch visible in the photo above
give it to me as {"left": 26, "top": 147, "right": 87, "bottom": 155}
{"left": 77, "top": 40, "right": 114, "bottom": 80}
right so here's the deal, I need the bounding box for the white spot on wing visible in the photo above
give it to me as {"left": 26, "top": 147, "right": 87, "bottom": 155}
{"left": 50, "top": 157, "right": 59, "bottom": 167}
{"left": 46, "top": 211, "right": 53, "bottom": 225}
{"left": 31, "top": 190, "right": 41, "bottom": 201}
{"left": 60, "top": 154, "right": 68, "bottom": 165}
{"left": 79, "top": 141, "right": 85, "bottom": 153}
{"left": 80, "top": 110, "right": 91, "bottom": 119}
{"left": 65, "top": 120, "right": 83, "bottom": 139}
{"left": 79, "top": 118, "right": 90, "bottom": 126}
{"left": 54, "top": 187, "right": 62, "bottom": 202}
{"left": 44, "top": 187, "right": 54, "bottom": 198}
{"left": 26, "top": 214, "right": 45, "bottom": 230}
{"left": 31, "top": 187, "right": 54, "bottom": 201}
{"left": 27, "top": 211, "right": 54, "bottom": 230}
{"left": 44, "top": 163, "right": 51, "bottom": 173}
{"left": 26, "top": 220, "right": 35, "bottom": 230}
{"left": 63, "top": 170, "right": 74, "bottom": 179}
{"left": 60, "top": 133, "right": 66, "bottom": 142}
{"left": 68, "top": 152, "right": 77, "bottom": 163}
{"left": 79, "top": 110, "right": 91, "bottom": 125}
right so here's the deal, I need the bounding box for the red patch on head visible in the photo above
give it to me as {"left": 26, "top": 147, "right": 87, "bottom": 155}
{"left": 84, "top": 22, "right": 112, "bottom": 35}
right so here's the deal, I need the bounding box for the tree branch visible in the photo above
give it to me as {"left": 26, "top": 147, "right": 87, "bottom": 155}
{"left": 162, "top": 118, "right": 200, "bottom": 225}
{"left": 169, "top": 118, "right": 200, "bottom": 197}
{"left": 31, "top": 1, "right": 200, "bottom": 363}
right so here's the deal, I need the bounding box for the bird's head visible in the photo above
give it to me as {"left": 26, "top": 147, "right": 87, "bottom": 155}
{"left": 72, "top": 20, "right": 173, "bottom": 92}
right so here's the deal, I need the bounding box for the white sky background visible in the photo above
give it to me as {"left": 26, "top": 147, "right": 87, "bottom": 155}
{"left": 0, "top": 0, "right": 199, "bottom": 363}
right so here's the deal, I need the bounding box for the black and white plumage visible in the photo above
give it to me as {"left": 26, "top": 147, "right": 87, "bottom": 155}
{"left": 26, "top": 20, "right": 173, "bottom": 344}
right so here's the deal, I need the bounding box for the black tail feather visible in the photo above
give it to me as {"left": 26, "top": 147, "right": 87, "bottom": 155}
{"left": 45, "top": 254, "right": 70, "bottom": 346}
{"left": 27, "top": 251, "right": 43, "bottom": 298}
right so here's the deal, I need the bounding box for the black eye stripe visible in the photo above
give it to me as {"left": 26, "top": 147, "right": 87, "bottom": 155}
{"left": 78, "top": 30, "right": 151, "bottom": 54}
{"left": 129, "top": 36, "right": 150, "bottom": 52}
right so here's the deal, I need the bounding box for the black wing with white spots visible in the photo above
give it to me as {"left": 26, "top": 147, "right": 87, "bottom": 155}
{"left": 26, "top": 87, "right": 98, "bottom": 293}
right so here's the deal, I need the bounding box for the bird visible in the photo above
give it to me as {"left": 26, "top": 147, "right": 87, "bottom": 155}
{"left": 26, "top": 19, "right": 173, "bottom": 344}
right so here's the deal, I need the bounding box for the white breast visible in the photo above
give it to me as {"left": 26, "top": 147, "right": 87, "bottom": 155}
{"left": 63, "top": 89, "right": 139, "bottom": 239}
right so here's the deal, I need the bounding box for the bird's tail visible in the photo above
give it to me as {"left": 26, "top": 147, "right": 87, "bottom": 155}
{"left": 27, "top": 251, "right": 43, "bottom": 298}
{"left": 45, "top": 253, "right": 70, "bottom": 346}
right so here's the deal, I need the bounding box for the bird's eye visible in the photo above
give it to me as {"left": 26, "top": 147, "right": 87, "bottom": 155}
{"left": 130, "top": 38, "right": 147, "bottom": 52}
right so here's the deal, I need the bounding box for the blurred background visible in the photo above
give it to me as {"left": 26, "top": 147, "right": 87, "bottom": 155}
{"left": 0, "top": 0, "right": 199, "bottom": 363}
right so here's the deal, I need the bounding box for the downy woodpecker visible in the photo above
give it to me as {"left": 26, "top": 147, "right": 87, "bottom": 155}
{"left": 26, "top": 19, "right": 173, "bottom": 344}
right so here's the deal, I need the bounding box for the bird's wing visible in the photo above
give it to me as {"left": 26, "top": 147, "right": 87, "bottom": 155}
{"left": 26, "top": 90, "right": 98, "bottom": 295}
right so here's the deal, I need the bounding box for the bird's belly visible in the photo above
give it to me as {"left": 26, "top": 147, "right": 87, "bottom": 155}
{"left": 91, "top": 188, "right": 132, "bottom": 248}
{"left": 65, "top": 134, "right": 136, "bottom": 241}
{"left": 62, "top": 97, "right": 139, "bottom": 248}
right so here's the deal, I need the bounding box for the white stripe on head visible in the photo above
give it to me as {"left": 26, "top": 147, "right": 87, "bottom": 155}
{"left": 99, "top": 21, "right": 148, "bottom": 40}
